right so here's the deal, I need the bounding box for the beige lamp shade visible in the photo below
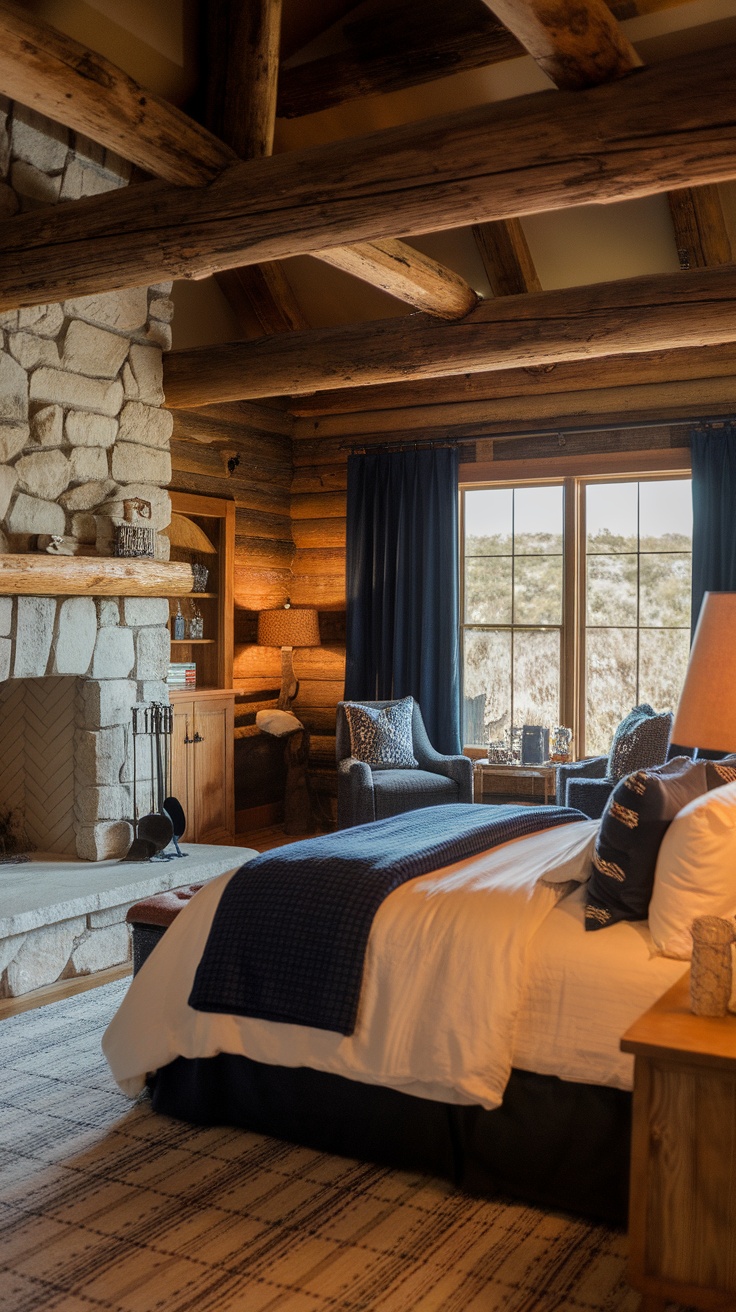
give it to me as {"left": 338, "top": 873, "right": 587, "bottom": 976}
{"left": 258, "top": 607, "right": 320, "bottom": 649}
{"left": 672, "top": 592, "right": 736, "bottom": 752}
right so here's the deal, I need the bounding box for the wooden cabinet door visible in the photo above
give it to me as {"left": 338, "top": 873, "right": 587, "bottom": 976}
{"left": 170, "top": 699, "right": 194, "bottom": 842}
{"left": 192, "top": 695, "right": 234, "bottom": 843}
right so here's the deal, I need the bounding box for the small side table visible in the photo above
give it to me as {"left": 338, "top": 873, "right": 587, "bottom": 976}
{"left": 621, "top": 973, "right": 736, "bottom": 1311}
{"left": 473, "top": 760, "right": 558, "bottom": 806}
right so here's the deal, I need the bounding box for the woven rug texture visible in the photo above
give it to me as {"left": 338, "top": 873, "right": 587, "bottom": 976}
{"left": 0, "top": 980, "right": 690, "bottom": 1312}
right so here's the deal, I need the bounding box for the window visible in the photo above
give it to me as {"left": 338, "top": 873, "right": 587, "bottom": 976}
{"left": 461, "top": 474, "right": 693, "bottom": 754}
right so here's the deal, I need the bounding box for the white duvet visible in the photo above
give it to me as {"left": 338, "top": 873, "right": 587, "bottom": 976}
{"left": 104, "top": 820, "right": 606, "bottom": 1110}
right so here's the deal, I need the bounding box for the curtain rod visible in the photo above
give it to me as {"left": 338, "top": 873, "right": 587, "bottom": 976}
{"left": 342, "top": 414, "right": 736, "bottom": 454}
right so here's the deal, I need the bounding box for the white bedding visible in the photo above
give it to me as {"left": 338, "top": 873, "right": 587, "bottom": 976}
{"left": 103, "top": 818, "right": 687, "bottom": 1110}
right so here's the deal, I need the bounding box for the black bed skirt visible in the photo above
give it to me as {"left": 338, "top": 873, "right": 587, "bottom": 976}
{"left": 151, "top": 1055, "right": 631, "bottom": 1226}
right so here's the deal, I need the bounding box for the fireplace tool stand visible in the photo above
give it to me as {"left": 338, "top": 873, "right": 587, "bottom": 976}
{"left": 125, "top": 702, "right": 187, "bottom": 862}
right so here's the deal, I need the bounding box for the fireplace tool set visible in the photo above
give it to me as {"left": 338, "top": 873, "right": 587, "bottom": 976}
{"left": 125, "top": 702, "right": 187, "bottom": 861}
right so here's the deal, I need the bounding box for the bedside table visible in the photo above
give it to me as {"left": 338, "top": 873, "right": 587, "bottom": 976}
{"left": 621, "top": 973, "right": 736, "bottom": 1311}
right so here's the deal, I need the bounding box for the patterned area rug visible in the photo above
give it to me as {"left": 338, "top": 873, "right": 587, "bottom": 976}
{"left": 0, "top": 982, "right": 680, "bottom": 1312}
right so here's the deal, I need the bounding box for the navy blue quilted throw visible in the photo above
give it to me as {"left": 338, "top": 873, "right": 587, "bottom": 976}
{"left": 188, "top": 802, "right": 584, "bottom": 1035}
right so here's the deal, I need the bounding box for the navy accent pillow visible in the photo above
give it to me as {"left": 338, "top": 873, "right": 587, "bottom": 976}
{"left": 344, "top": 697, "right": 418, "bottom": 770}
{"left": 606, "top": 704, "right": 673, "bottom": 782}
{"left": 585, "top": 757, "right": 708, "bottom": 931}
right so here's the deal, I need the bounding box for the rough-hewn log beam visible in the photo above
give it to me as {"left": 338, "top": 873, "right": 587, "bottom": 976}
{"left": 668, "top": 185, "right": 732, "bottom": 271}
{"left": 472, "top": 219, "right": 541, "bottom": 296}
{"left": 277, "top": 0, "right": 521, "bottom": 118}
{"left": 204, "top": 0, "right": 281, "bottom": 160}
{"left": 277, "top": 0, "right": 691, "bottom": 117}
{"left": 288, "top": 343, "right": 736, "bottom": 417}
{"left": 0, "top": 0, "right": 237, "bottom": 185}
{"left": 216, "top": 264, "right": 309, "bottom": 334}
{"left": 162, "top": 265, "right": 736, "bottom": 406}
{"left": 5, "top": 42, "right": 736, "bottom": 309}
{"left": 292, "top": 375, "right": 736, "bottom": 443}
{"left": 202, "top": 0, "right": 307, "bottom": 337}
{"left": 480, "top": 0, "right": 641, "bottom": 88}
{"left": 315, "top": 240, "right": 477, "bottom": 319}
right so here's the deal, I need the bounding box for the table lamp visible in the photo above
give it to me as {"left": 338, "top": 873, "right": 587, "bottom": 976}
{"left": 257, "top": 603, "right": 320, "bottom": 710}
{"left": 672, "top": 592, "right": 736, "bottom": 754}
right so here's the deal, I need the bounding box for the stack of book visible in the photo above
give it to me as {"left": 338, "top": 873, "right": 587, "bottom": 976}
{"left": 167, "top": 662, "right": 196, "bottom": 689}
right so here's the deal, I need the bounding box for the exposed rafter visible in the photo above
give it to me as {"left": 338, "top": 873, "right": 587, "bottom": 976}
{"left": 0, "top": 0, "right": 237, "bottom": 184}
{"left": 0, "top": 0, "right": 474, "bottom": 326}
{"left": 3, "top": 41, "right": 736, "bottom": 309}
{"left": 316, "top": 241, "right": 477, "bottom": 319}
{"left": 472, "top": 219, "right": 541, "bottom": 296}
{"left": 288, "top": 343, "right": 736, "bottom": 417}
{"left": 480, "top": 0, "right": 641, "bottom": 89}
{"left": 162, "top": 265, "right": 736, "bottom": 406}
{"left": 668, "top": 185, "right": 732, "bottom": 270}
{"left": 277, "top": 0, "right": 692, "bottom": 117}
{"left": 202, "top": 0, "right": 307, "bottom": 337}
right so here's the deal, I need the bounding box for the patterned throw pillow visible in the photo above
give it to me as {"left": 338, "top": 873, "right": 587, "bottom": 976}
{"left": 585, "top": 756, "right": 708, "bottom": 931}
{"left": 606, "top": 704, "right": 673, "bottom": 782}
{"left": 344, "top": 698, "right": 418, "bottom": 770}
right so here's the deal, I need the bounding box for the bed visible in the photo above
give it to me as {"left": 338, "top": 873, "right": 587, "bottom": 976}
{"left": 103, "top": 807, "right": 690, "bottom": 1225}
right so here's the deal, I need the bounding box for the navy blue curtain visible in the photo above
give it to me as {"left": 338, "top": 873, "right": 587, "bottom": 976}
{"left": 690, "top": 427, "right": 736, "bottom": 633}
{"left": 344, "top": 446, "right": 461, "bottom": 754}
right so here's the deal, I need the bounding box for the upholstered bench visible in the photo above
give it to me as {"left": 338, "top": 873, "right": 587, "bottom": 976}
{"left": 126, "top": 885, "right": 203, "bottom": 974}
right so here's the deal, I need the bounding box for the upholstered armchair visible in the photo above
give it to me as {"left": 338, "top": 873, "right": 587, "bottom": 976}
{"left": 336, "top": 698, "right": 473, "bottom": 829}
{"left": 555, "top": 705, "right": 678, "bottom": 819}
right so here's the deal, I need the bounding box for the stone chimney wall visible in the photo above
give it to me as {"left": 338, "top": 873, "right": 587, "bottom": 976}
{"left": 0, "top": 98, "right": 174, "bottom": 556}
{"left": 0, "top": 98, "right": 176, "bottom": 863}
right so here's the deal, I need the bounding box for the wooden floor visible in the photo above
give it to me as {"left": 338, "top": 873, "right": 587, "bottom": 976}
{"left": 234, "top": 823, "right": 305, "bottom": 853}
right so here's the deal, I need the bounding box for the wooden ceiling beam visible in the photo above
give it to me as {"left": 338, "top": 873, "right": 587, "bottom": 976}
{"left": 288, "top": 343, "right": 736, "bottom": 418}
{"left": 277, "top": 0, "right": 691, "bottom": 117}
{"left": 202, "top": 0, "right": 307, "bottom": 337}
{"left": 0, "top": 0, "right": 237, "bottom": 185}
{"left": 668, "top": 184, "right": 732, "bottom": 271}
{"left": 472, "top": 218, "right": 541, "bottom": 296}
{"left": 314, "top": 240, "right": 477, "bottom": 319}
{"left": 0, "top": 0, "right": 473, "bottom": 326}
{"left": 291, "top": 375, "right": 736, "bottom": 443}
{"left": 162, "top": 264, "right": 736, "bottom": 407}
{"left": 4, "top": 41, "right": 736, "bottom": 308}
{"left": 480, "top": 0, "right": 641, "bottom": 89}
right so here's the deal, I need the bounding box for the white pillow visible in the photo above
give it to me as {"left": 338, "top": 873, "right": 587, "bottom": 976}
{"left": 649, "top": 780, "right": 736, "bottom": 959}
{"left": 255, "top": 709, "right": 303, "bottom": 737}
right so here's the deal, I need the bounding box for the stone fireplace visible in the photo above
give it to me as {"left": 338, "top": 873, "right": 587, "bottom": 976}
{"left": 0, "top": 99, "right": 241, "bottom": 1000}
{"left": 0, "top": 97, "right": 174, "bottom": 864}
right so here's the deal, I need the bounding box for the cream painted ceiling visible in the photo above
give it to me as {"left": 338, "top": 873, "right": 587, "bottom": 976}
{"left": 25, "top": 0, "right": 736, "bottom": 349}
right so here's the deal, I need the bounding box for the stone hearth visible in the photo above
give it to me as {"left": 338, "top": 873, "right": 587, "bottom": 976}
{"left": 0, "top": 844, "right": 256, "bottom": 997}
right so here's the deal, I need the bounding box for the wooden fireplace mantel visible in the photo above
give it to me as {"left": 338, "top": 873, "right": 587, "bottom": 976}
{"left": 0, "top": 555, "right": 194, "bottom": 596}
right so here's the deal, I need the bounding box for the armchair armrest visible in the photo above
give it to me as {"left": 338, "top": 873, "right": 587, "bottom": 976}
{"left": 418, "top": 748, "right": 473, "bottom": 800}
{"left": 554, "top": 756, "right": 608, "bottom": 806}
{"left": 337, "top": 757, "right": 375, "bottom": 829}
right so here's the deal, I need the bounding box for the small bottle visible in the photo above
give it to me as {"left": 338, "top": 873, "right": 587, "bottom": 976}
{"left": 173, "top": 601, "right": 185, "bottom": 641}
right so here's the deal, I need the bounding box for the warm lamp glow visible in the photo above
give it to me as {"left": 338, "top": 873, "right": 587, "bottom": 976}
{"left": 257, "top": 608, "right": 320, "bottom": 649}
{"left": 257, "top": 607, "right": 320, "bottom": 710}
{"left": 672, "top": 592, "right": 736, "bottom": 752}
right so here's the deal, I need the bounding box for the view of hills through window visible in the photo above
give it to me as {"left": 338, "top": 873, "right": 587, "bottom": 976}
{"left": 462, "top": 478, "right": 692, "bottom": 755}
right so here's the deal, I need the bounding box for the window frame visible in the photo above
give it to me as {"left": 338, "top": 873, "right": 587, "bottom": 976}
{"left": 460, "top": 467, "right": 692, "bottom": 756}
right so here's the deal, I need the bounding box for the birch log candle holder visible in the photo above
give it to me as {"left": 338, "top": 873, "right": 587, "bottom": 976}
{"left": 690, "top": 915, "right": 736, "bottom": 1017}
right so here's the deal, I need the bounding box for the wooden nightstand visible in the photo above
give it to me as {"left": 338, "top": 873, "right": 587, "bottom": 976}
{"left": 621, "top": 973, "right": 736, "bottom": 1311}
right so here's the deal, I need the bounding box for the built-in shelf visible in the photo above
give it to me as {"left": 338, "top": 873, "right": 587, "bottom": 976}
{"left": 170, "top": 638, "right": 216, "bottom": 645}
